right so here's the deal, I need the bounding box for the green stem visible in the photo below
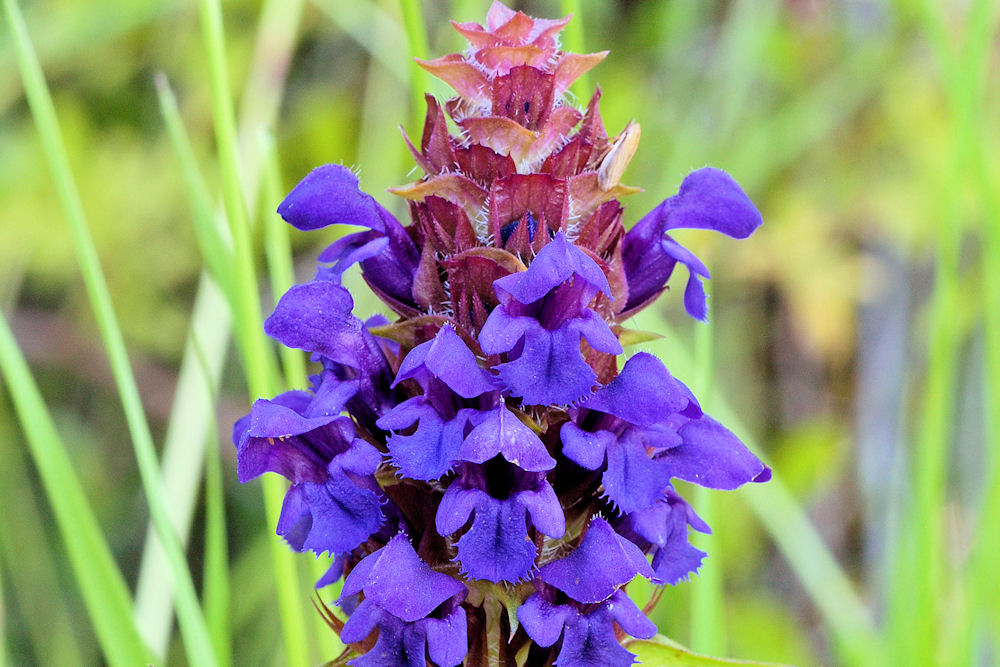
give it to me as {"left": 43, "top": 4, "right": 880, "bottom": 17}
{"left": 888, "top": 0, "right": 995, "bottom": 662}
{"left": 3, "top": 0, "right": 215, "bottom": 663}
{"left": 198, "top": 0, "right": 311, "bottom": 663}
{"left": 0, "top": 314, "right": 154, "bottom": 667}
{"left": 398, "top": 0, "right": 431, "bottom": 132}
{"left": 559, "top": 0, "right": 590, "bottom": 99}
{"left": 690, "top": 282, "right": 725, "bottom": 655}
{"left": 260, "top": 131, "right": 342, "bottom": 659}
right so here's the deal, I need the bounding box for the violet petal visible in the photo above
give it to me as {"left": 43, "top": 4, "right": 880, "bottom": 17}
{"left": 458, "top": 403, "right": 556, "bottom": 471}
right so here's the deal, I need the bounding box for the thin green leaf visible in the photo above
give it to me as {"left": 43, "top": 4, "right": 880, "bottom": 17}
{"left": 0, "top": 419, "right": 86, "bottom": 666}
{"left": 259, "top": 130, "right": 308, "bottom": 387}
{"left": 2, "top": 0, "right": 216, "bottom": 664}
{"left": 398, "top": 0, "right": 431, "bottom": 131}
{"left": 260, "top": 130, "right": 343, "bottom": 659}
{"left": 888, "top": 0, "right": 995, "bottom": 662}
{"left": 189, "top": 332, "right": 232, "bottom": 667}
{"left": 154, "top": 72, "right": 234, "bottom": 297}
{"left": 198, "top": 0, "right": 311, "bottom": 664}
{"left": 690, "top": 281, "right": 725, "bottom": 655}
{"left": 0, "top": 314, "right": 154, "bottom": 667}
{"left": 134, "top": 0, "right": 304, "bottom": 652}
{"left": 559, "top": 0, "right": 590, "bottom": 99}
{"left": 626, "top": 634, "right": 792, "bottom": 667}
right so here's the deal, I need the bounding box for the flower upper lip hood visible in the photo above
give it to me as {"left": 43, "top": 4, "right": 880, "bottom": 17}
{"left": 234, "top": 2, "right": 770, "bottom": 664}
{"left": 621, "top": 167, "right": 764, "bottom": 321}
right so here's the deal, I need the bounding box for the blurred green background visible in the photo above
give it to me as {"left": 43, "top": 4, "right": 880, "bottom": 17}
{"left": 2, "top": 0, "right": 998, "bottom": 665}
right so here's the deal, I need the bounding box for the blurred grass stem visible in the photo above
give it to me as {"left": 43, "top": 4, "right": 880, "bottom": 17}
{"left": 2, "top": 0, "right": 217, "bottom": 663}
{"left": 198, "top": 0, "right": 311, "bottom": 664}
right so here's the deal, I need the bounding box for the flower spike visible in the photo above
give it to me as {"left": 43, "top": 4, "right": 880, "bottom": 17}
{"left": 233, "top": 3, "right": 768, "bottom": 664}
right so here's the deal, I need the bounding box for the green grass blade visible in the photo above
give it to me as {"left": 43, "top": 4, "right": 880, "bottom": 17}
{"left": 132, "top": 275, "right": 232, "bottom": 654}
{"left": 0, "top": 557, "right": 5, "bottom": 667}
{"left": 259, "top": 131, "right": 308, "bottom": 395}
{"left": 887, "top": 0, "right": 995, "bottom": 662}
{"left": 134, "top": 0, "right": 304, "bottom": 652}
{"left": 689, "top": 281, "right": 726, "bottom": 655}
{"left": 260, "top": 131, "right": 341, "bottom": 659}
{"left": 559, "top": 0, "right": 591, "bottom": 98}
{"left": 198, "top": 0, "right": 311, "bottom": 664}
{"left": 0, "top": 419, "right": 86, "bottom": 665}
{"left": 198, "top": 346, "right": 232, "bottom": 667}
{"left": 154, "top": 72, "right": 234, "bottom": 296}
{"left": 0, "top": 313, "right": 154, "bottom": 667}
{"left": 398, "top": 0, "right": 431, "bottom": 130}
{"left": 2, "top": 0, "right": 217, "bottom": 663}
{"left": 314, "top": 0, "right": 409, "bottom": 83}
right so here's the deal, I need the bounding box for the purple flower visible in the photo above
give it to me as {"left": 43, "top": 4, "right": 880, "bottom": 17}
{"left": 339, "top": 533, "right": 468, "bottom": 667}
{"left": 615, "top": 487, "right": 712, "bottom": 585}
{"left": 233, "top": 390, "right": 386, "bottom": 555}
{"left": 561, "top": 352, "right": 770, "bottom": 514}
{"left": 377, "top": 324, "right": 499, "bottom": 480}
{"left": 435, "top": 459, "right": 564, "bottom": 582}
{"left": 622, "top": 168, "right": 763, "bottom": 321}
{"left": 518, "top": 518, "right": 657, "bottom": 665}
{"left": 278, "top": 164, "right": 420, "bottom": 312}
{"left": 233, "top": 4, "right": 770, "bottom": 663}
{"left": 479, "top": 232, "right": 623, "bottom": 405}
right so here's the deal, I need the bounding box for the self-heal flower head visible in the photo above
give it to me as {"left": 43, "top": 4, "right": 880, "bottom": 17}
{"left": 233, "top": 2, "right": 770, "bottom": 664}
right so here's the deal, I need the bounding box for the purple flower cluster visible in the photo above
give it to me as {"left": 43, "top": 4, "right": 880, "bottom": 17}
{"left": 233, "top": 3, "right": 770, "bottom": 664}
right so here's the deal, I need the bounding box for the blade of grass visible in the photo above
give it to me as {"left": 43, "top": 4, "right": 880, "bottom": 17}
{"left": 314, "top": 0, "right": 409, "bottom": 82}
{"left": 631, "top": 307, "right": 885, "bottom": 667}
{"left": 154, "top": 72, "right": 234, "bottom": 295}
{"left": 2, "top": 0, "right": 216, "bottom": 664}
{"left": 908, "top": 0, "right": 1000, "bottom": 663}
{"left": 559, "top": 0, "right": 591, "bottom": 99}
{"left": 0, "top": 418, "right": 86, "bottom": 666}
{"left": 398, "top": 0, "right": 430, "bottom": 131}
{"left": 689, "top": 280, "right": 725, "bottom": 656}
{"left": 132, "top": 81, "right": 233, "bottom": 656}
{"left": 0, "top": 558, "right": 5, "bottom": 667}
{"left": 193, "top": 336, "right": 232, "bottom": 667}
{"left": 134, "top": 0, "right": 304, "bottom": 652}
{"left": 198, "top": 0, "right": 311, "bottom": 665}
{"left": 0, "top": 313, "right": 154, "bottom": 667}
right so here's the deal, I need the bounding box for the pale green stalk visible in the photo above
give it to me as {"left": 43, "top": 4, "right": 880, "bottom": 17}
{"left": 314, "top": 0, "right": 410, "bottom": 82}
{"left": 913, "top": 0, "right": 1000, "bottom": 662}
{"left": 134, "top": 72, "right": 230, "bottom": 655}
{"left": 0, "top": 314, "right": 154, "bottom": 667}
{"left": 559, "top": 0, "right": 590, "bottom": 99}
{"left": 202, "top": 424, "right": 232, "bottom": 666}
{"left": 0, "top": 563, "right": 5, "bottom": 667}
{"left": 198, "top": 0, "right": 310, "bottom": 664}
{"left": 187, "top": 331, "right": 232, "bottom": 667}
{"left": 154, "top": 72, "right": 234, "bottom": 294}
{"left": 134, "top": 0, "right": 304, "bottom": 651}
{"left": 690, "top": 281, "right": 725, "bottom": 655}
{"left": 0, "top": 422, "right": 86, "bottom": 666}
{"left": 2, "top": 0, "right": 216, "bottom": 663}
{"left": 632, "top": 308, "right": 884, "bottom": 666}
{"left": 399, "top": 0, "right": 431, "bottom": 131}
{"left": 259, "top": 130, "right": 308, "bottom": 387}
